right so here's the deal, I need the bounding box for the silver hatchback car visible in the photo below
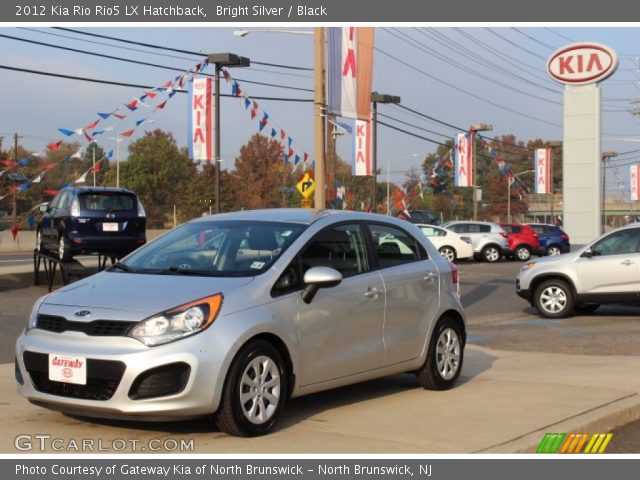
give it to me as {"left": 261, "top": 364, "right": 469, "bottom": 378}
{"left": 441, "top": 221, "right": 509, "bottom": 262}
{"left": 16, "top": 209, "right": 466, "bottom": 436}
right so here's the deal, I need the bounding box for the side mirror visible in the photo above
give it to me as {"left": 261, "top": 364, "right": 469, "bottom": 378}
{"left": 39, "top": 203, "right": 49, "bottom": 213}
{"left": 581, "top": 248, "right": 593, "bottom": 258}
{"left": 301, "top": 267, "right": 343, "bottom": 304}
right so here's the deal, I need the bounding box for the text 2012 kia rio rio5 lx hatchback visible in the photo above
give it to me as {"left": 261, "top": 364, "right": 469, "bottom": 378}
{"left": 16, "top": 209, "right": 466, "bottom": 436}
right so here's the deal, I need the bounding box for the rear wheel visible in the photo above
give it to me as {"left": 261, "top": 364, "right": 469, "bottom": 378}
{"left": 534, "top": 279, "right": 575, "bottom": 318}
{"left": 515, "top": 245, "right": 532, "bottom": 261}
{"left": 216, "top": 340, "right": 288, "bottom": 437}
{"left": 438, "top": 246, "right": 457, "bottom": 262}
{"left": 58, "top": 235, "right": 72, "bottom": 262}
{"left": 546, "top": 245, "right": 562, "bottom": 256}
{"left": 417, "top": 317, "right": 464, "bottom": 390}
{"left": 482, "top": 245, "right": 502, "bottom": 263}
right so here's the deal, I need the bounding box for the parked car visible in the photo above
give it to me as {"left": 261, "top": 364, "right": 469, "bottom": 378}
{"left": 526, "top": 223, "right": 570, "bottom": 256}
{"left": 36, "top": 186, "right": 146, "bottom": 261}
{"left": 397, "top": 209, "right": 440, "bottom": 225}
{"left": 499, "top": 223, "right": 540, "bottom": 261}
{"left": 441, "top": 221, "right": 509, "bottom": 262}
{"left": 17, "top": 209, "right": 466, "bottom": 436}
{"left": 516, "top": 223, "right": 640, "bottom": 318}
{"left": 416, "top": 224, "right": 474, "bottom": 262}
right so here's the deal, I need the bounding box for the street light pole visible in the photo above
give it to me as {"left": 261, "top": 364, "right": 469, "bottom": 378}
{"left": 507, "top": 170, "right": 534, "bottom": 223}
{"left": 469, "top": 123, "right": 493, "bottom": 221}
{"left": 371, "top": 92, "right": 401, "bottom": 213}
{"left": 602, "top": 151, "right": 618, "bottom": 233}
{"left": 207, "top": 53, "right": 250, "bottom": 214}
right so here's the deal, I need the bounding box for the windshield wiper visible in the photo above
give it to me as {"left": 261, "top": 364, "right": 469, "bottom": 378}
{"left": 163, "top": 267, "right": 226, "bottom": 277}
{"left": 108, "top": 262, "right": 136, "bottom": 273}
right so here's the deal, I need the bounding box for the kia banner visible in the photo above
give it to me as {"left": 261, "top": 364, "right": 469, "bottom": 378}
{"left": 188, "top": 77, "right": 214, "bottom": 162}
{"left": 535, "top": 148, "right": 551, "bottom": 194}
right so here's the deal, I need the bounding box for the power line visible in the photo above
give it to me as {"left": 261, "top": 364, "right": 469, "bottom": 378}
{"left": 0, "top": 33, "right": 314, "bottom": 93}
{"left": 377, "top": 120, "right": 448, "bottom": 147}
{"left": 484, "top": 28, "right": 548, "bottom": 61}
{"left": 375, "top": 45, "right": 562, "bottom": 127}
{"left": 0, "top": 64, "right": 313, "bottom": 102}
{"left": 544, "top": 28, "right": 575, "bottom": 43}
{"left": 53, "top": 27, "right": 314, "bottom": 71}
{"left": 511, "top": 28, "right": 557, "bottom": 51}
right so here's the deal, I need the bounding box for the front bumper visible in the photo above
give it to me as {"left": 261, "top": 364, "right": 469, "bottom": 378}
{"left": 15, "top": 327, "right": 225, "bottom": 421}
{"left": 515, "top": 278, "right": 532, "bottom": 302}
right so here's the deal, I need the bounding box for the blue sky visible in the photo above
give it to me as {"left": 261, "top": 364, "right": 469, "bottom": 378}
{"left": 1, "top": 26, "right": 640, "bottom": 197}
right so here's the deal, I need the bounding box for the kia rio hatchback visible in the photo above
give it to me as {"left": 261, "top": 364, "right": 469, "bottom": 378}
{"left": 16, "top": 209, "right": 466, "bottom": 436}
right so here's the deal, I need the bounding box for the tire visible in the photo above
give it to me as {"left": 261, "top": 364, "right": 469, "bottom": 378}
{"left": 439, "top": 246, "right": 457, "bottom": 262}
{"left": 417, "top": 316, "right": 464, "bottom": 390}
{"left": 216, "top": 340, "right": 288, "bottom": 437}
{"left": 575, "top": 303, "right": 600, "bottom": 314}
{"left": 482, "top": 245, "right": 502, "bottom": 263}
{"left": 515, "top": 245, "right": 532, "bottom": 262}
{"left": 546, "top": 245, "right": 562, "bottom": 256}
{"left": 534, "top": 279, "right": 575, "bottom": 318}
{"left": 35, "top": 229, "right": 44, "bottom": 253}
{"left": 58, "top": 235, "right": 72, "bottom": 262}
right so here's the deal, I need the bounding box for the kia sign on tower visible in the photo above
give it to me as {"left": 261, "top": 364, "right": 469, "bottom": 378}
{"left": 548, "top": 42, "right": 618, "bottom": 245}
{"left": 547, "top": 43, "right": 618, "bottom": 86}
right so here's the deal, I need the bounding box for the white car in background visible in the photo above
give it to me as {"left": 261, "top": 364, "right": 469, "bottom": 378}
{"left": 416, "top": 224, "right": 474, "bottom": 262}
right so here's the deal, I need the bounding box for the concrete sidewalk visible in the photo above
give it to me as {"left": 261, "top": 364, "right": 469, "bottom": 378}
{"left": 3, "top": 345, "right": 640, "bottom": 453}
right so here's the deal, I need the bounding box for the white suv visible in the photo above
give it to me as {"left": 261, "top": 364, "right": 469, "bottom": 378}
{"left": 442, "top": 221, "right": 509, "bottom": 262}
{"left": 516, "top": 223, "right": 640, "bottom": 318}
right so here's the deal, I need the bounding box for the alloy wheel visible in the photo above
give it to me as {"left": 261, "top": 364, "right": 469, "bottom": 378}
{"left": 239, "top": 355, "right": 281, "bottom": 425}
{"left": 435, "top": 328, "right": 461, "bottom": 381}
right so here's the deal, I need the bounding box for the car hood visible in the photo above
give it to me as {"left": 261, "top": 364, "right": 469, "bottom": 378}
{"left": 529, "top": 250, "right": 582, "bottom": 267}
{"left": 44, "top": 271, "right": 254, "bottom": 314}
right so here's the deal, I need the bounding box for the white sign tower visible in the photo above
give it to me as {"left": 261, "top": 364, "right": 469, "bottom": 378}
{"left": 547, "top": 43, "right": 618, "bottom": 244}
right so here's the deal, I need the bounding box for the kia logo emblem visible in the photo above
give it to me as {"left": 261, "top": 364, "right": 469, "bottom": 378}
{"left": 74, "top": 310, "right": 91, "bottom": 317}
{"left": 547, "top": 42, "right": 618, "bottom": 85}
{"left": 106, "top": 213, "right": 115, "bottom": 219}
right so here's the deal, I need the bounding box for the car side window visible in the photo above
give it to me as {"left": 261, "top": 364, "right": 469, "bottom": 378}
{"left": 50, "top": 192, "right": 63, "bottom": 209}
{"left": 449, "top": 224, "right": 466, "bottom": 233}
{"left": 421, "top": 226, "right": 445, "bottom": 237}
{"left": 57, "top": 192, "right": 70, "bottom": 210}
{"left": 591, "top": 229, "right": 640, "bottom": 256}
{"left": 479, "top": 225, "right": 491, "bottom": 233}
{"left": 369, "top": 223, "right": 426, "bottom": 269}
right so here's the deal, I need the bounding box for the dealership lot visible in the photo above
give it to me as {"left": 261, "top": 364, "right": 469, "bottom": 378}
{"left": 1, "top": 258, "right": 640, "bottom": 452}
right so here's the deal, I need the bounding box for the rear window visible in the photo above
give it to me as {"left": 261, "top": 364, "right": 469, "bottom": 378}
{"left": 79, "top": 193, "right": 136, "bottom": 212}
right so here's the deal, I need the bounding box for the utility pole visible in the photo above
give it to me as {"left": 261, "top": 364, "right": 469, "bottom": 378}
{"left": 12, "top": 133, "right": 21, "bottom": 229}
{"left": 326, "top": 114, "right": 337, "bottom": 205}
{"left": 314, "top": 27, "right": 326, "bottom": 210}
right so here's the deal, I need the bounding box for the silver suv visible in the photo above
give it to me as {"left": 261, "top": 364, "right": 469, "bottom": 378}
{"left": 516, "top": 223, "right": 640, "bottom": 318}
{"left": 442, "top": 221, "right": 509, "bottom": 262}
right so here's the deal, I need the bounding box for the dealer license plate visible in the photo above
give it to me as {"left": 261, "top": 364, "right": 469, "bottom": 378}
{"left": 48, "top": 354, "right": 87, "bottom": 385}
{"left": 103, "top": 222, "right": 119, "bottom": 232}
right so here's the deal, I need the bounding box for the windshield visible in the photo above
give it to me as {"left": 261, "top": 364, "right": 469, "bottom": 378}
{"left": 121, "top": 220, "right": 306, "bottom": 277}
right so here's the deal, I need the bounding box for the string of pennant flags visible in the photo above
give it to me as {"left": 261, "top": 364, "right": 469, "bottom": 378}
{"left": 224, "top": 68, "right": 313, "bottom": 171}
{"left": 1, "top": 56, "right": 212, "bottom": 203}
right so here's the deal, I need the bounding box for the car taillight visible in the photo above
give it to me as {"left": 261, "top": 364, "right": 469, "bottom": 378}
{"left": 69, "top": 199, "right": 80, "bottom": 217}
{"left": 450, "top": 262, "right": 458, "bottom": 285}
{"left": 137, "top": 199, "right": 146, "bottom": 218}
{"left": 561, "top": 233, "right": 569, "bottom": 240}
{"left": 499, "top": 232, "right": 508, "bottom": 238}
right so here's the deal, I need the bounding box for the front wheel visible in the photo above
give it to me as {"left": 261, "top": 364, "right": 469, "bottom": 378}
{"left": 417, "top": 317, "right": 464, "bottom": 390}
{"left": 35, "top": 229, "right": 44, "bottom": 253}
{"left": 482, "top": 245, "right": 502, "bottom": 263}
{"left": 515, "top": 245, "right": 532, "bottom": 262}
{"left": 534, "top": 279, "right": 575, "bottom": 318}
{"left": 216, "top": 340, "right": 288, "bottom": 437}
{"left": 439, "top": 246, "right": 457, "bottom": 262}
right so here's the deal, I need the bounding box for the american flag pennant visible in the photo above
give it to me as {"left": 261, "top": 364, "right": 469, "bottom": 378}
{"left": 143, "top": 90, "right": 158, "bottom": 99}
{"left": 1, "top": 160, "right": 17, "bottom": 167}
{"left": 18, "top": 158, "right": 30, "bottom": 166}
{"left": 153, "top": 100, "right": 168, "bottom": 111}
{"left": 280, "top": 130, "right": 286, "bottom": 140}
{"left": 125, "top": 100, "right": 138, "bottom": 111}
{"left": 294, "top": 155, "right": 300, "bottom": 165}
{"left": 83, "top": 130, "right": 93, "bottom": 143}
{"left": 0, "top": 169, "right": 5, "bottom": 177}
{"left": 121, "top": 129, "right": 135, "bottom": 138}
{"left": 288, "top": 148, "right": 294, "bottom": 158}
{"left": 89, "top": 161, "right": 102, "bottom": 173}
{"left": 58, "top": 128, "right": 76, "bottom": 137}
{"left": 195, "top": 63, "right": 202, "bottom": 72}
{"left": 179, "top": 75, "right": 186, "bottom": 88}
{"left": 74, "top": 172, "right": 88, "bottom": 184}
{"left": 106, "top": 150, "right": 114, "bottom": 159}
{"left": 42, "top": 163, "right": 56, "bottom": 171}
{"left": 112, "top": 113, "right": 127, "bottom": 120}
{"left": 97, "top": 112, "right": 111, "bottom": 119}
{"left": 168, "top": 90, "right": 177, "bottom": 98}
{"left": 244, "top": 98, "right": 251, "bottom": 109}
{"left": 47, "top": 141, "right": 63, "bottom": 151}
{"left": 71, "top": 149, "right": 82, "bottom": 159}
{"left": 140, "top": 94, "right": 148, "bottom": 102}
{"left": 43, "top": 189, "right": 59, "bottom": 196}
{"left": 135, "top": 119, "right": 147, "bottom": 127}
{"left": 31, "top": 174, "right": 43, "bottom": 184}
{"left": 18, "top": 182, "right": 31, "bottom": 191}
{"left": 250, "top": 109, "right": 257, "bottom": 120}
{"left": 304, "top": 152, "right": 309, "bottom": 163}
{"left": 223, "top": 69, "right": 230, "bottom": 82}
{"left": 288, "top": 137, "right": 293, "bottom": 147}
{"left": 85, "top": 119, "right": 100, "bottom": 130}
{"left": 162, "top": 80, "right": 173, "bottom": 89}
{"left": 270, "top": 128, "right": 277, "bottom": 138}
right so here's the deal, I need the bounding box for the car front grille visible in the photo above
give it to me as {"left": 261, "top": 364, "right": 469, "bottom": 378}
{"left": 37, "top": 314, "right": 136, "bottom": 337}
{"left": 23, "top": 351, "right": 126, "bottom": 401}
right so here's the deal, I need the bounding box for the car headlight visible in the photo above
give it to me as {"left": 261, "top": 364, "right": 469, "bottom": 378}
{"left": 129, "top": 293, "right": 223, "bottom": 346}
{"left": 25, "top": 294, "right": 52, "bottom": 331}
{"left": 521, "top": 262, "right": 537, "bottom": 271}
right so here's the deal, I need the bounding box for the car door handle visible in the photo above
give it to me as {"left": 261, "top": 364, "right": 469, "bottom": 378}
{"left": 364, "top": 288, "right": 381, "bottom": 299}
{"left": 424, "top": 272, "right": 438, "bottom": 282}
{"left": 621, "top": 259, "right": 635, "bottom": 266}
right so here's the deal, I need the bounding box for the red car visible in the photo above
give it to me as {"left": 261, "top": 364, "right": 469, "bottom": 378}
{"left": 499, "top": 223, "right": 540, "bottom": 261}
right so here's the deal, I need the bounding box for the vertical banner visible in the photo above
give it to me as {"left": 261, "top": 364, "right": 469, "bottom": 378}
{"left": 327, "top": 27, "right": 375, "bottom": 121}
{"left": 631, "top": 165, "right": 640, "bottom": 201}
{"left": 454, "top": 133, "right": 473, "bottom": 187}
{"left": 534, "top": 148, "right": 551, "bottom": 194}
{"left": 188, "top": 77, "right": 213, "bottom": 162}
{"left": 353, "top": 119, "right": 372, "bottom": 176}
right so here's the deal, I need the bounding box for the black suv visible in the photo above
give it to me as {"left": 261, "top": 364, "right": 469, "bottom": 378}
{"left": 36, "top": 186, "right": 146, "bottom": 261}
